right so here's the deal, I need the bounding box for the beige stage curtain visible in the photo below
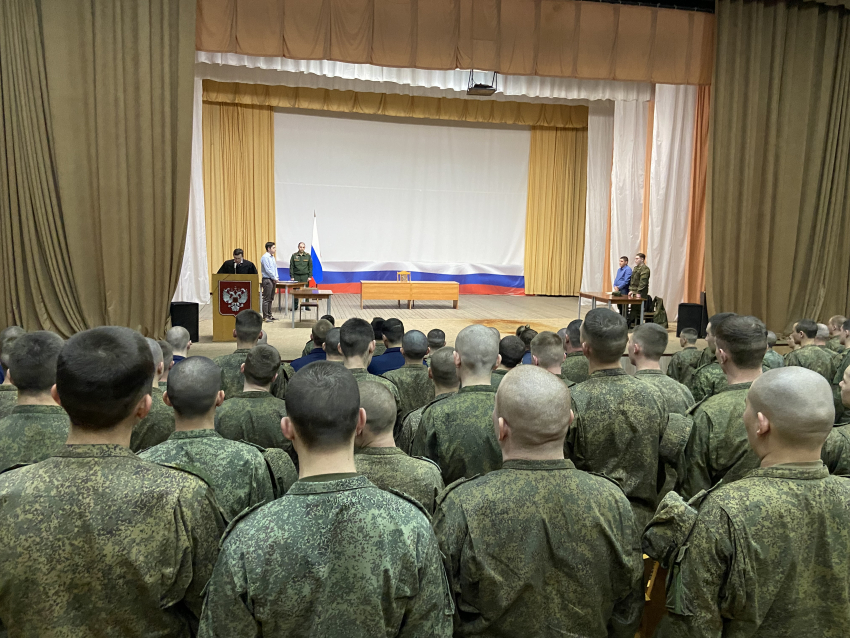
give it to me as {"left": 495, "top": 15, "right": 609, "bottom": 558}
{"left": 197, "top": 0, "right": 714, "bottom": 85}
{"left": 203, "top": 103, "right": 276, "bottom": 278}
{"left": 1, "top": 0, "right": 195, "bottom": 337}
{"left": 683, "top": 85, "right": 709, "bottom": 304}
{"left": 203, "top": 81, "right": 588, "bottom": 128}
{"left": 708, "top": 0, "right": 850, "bottom": 330}
{"left": 524, "top": 127, "right": 588, "bottom": 296}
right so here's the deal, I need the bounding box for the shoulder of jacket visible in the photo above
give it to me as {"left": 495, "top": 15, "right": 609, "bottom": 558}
{"left": 435, "top": 475, "right": 481, "bottom": 506}
{"left": 586, "top": 471, "right": 628, "bottom": 496}
{"left": 0, "top": 462, "right": 30, "bottom": 477}
{"left": 411, "top": 455, "right": 442, "bottom": 473}
{"left": 383, "top": 486, "right": 432, "bottom": 521}
{"left": 220, "top": 501, "right": 268, "bottom": 545}
{"left": 153, "top": 461, "right": 214, "bottom": 489}
{"left": 687, "top": 398, "right": 707, "bottom": 415}
{"left": 420, "top": 391, "right": 454, "bottom": 417}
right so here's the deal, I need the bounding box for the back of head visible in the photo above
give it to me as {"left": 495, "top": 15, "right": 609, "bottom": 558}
{"left": 0, "top": 326, "right": 26, "bottom": 373}
{"left": 340, "top": 318, "right": 374, "bottom": 359}
{"left": 320, "top": 314, "right": 335, "bottom": 326}
{"left": 324, "top": 327, "right": 342, "bottom": 358}
{"left": 382, "top": 318, "right": 404, "bottom": 345}
{"left": 581, "top": 309, "right": 627, "bottom": 364}
{"left": 565, "top": 320, "right": 582, "bottom": 348}
{"left": 455, "top": 324, "right": 499, "bottom": 374}
{"left": 57, "top": 327, "right": 154, "bottom": 429}
{"left": 816, "top": 323, "right": 830, "bottom": 341}
{"left": 401, "top": 330, "right": 428, "bottom": 360}
{"left": 427, "top": 329, "right": 446, "bottom": 350}
{"left": 357, "top": 380, "right": 396, "bottom": 434}
{"left": 829, "top": 315, "right": 847, "bottom": 331}
{"left": 311, "top": 319, "right": 333, "bottom": 346}
{"left": 766, "top": 331, "right": 777, "bottom": 347}
{"left": 244, "top": 344, "right": 282, "bottom": 386}
{"left": 285, "top": 361, "right": 360, "bottom": 450}
{"left": 530, "top": 331, "right": 564, "bottom": 369}
{"left": 430, "top": 347, "right": 459, "bottom": 388}
{"left": 519, "top": 328, "right": 538, "bottom": 349}
{"left": 681, "top": 328, "right": 698, "bottom": 344}
{"left": 157, "top": 340, "right": 174, "bottom": 370}
{"left": 165, "top": 326, "right": 191, "bottom": 352}
{"left": 7, "top": 331, "right": 65, "bottom": 395}
{"left": 715, "top": 315, "right": 767, "bottom": 369}
{"left": 167, "top": 357, "right": 221, "bottom": 417}
{"left": 499, "top": 336, "right": 526, "bottom": 368}
{"left": 496, "top": 366, "right": 571, "bottom": 447}
{"left": 235, "top": 309, "right": 263, "bottom": 343}
{"left": 371, "top": 317, "right": 385, "bottom": 341}
{"left": 632, "top": 323, "right": 668, "bottom": 360}
{"left": 146, "top": 338, "right": 164, "bottom": 371}
{"left": 708, "top": 312, "right": 736, "bottom": 335}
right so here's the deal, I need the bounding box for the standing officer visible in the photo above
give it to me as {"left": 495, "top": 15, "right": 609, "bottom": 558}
{"left": 289, "top": 242, "right": 312, "bottom": 310}
{"left": 628, "top": 252, "right": 651, "bottom": 327}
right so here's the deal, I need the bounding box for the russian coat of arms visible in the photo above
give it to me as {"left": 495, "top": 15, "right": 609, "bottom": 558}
{"left": 219, "top": 281, "right": 253, "bottom": 316}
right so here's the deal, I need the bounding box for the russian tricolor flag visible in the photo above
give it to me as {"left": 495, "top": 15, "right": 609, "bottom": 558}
{"left": 311, "top": 212, "right": 323, "bottom": 284}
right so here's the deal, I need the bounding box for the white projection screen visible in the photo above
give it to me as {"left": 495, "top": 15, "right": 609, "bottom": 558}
{"left": 273, "top": 109, "right": 530, "bottom": 292}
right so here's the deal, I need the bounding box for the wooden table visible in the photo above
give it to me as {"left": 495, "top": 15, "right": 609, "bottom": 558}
{"left": 291, "top": 288, "right": 333, "bottom": 327}
{"left": 276, "top": 281, "right": 305, "bottom": 313}
{"left": 360, "top": 281, "right": 459, "bottom": 309}
{"left": 579, "top": 291, "right": 646, "bottom": 324}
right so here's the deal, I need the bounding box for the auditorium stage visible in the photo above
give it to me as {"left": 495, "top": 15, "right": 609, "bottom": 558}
{"left": 189, "top": 294, "right": 694, "bottom": 362}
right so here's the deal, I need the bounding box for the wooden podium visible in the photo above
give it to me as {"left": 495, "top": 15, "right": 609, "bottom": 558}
{"left": 212, "top": 273, "right": 262, "bottom": 342}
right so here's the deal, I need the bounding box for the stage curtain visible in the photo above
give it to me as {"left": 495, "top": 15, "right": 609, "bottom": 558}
{"left": 707, "top": 0, "right": 850, "bottom": 330}
{"left": 683, "top": 85, "right": 709, "bottom": 304}
{"left": 203, "top": 81, "right": 588, "bottom": 128}
{"left": 524, "top": 127, "right": 588, "bottom": 296}
{"left": 203, "top": 102, "right": 276, "bottom": 279}
{"left": 196, "top": 0, "right": 715, "bottom": 85}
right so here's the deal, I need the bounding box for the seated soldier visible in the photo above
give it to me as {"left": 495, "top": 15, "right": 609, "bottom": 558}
{"left": 0, "top": 331, "right": 68, "bottom": 472}
{"left": 629, "top": 323, "right": 695, "bottom": 415}
{"left": 300, "top": 315, "right": 335, "bottom": 357}
{"left": 214, "top": 310, "right": 265, "bottom": 399}
{"left": 426, "top": 329, "right": 446, "bottom": 362}
{"left": 518, "top": 326, "right": 537, "bottom": 365}
{"left": 412, "top": 324, "right": 501, "bottom": 484}
{"left": 676, "top": 315, "right": 766, "bottom": 499}
{"left": 565, "top": 308, "right": 666, "bottom": 530}
{"left": 763, "top": 330, "right": 785, "bottom": 370}
{"left": 157, "top": 339, "right": 174, "bottom": 389}
{"left": 666, "top": 327, "right": 702, "bottom": 386}
{"left": 832, "top": 318, "right": 850, "bottom": 423}
{"left": 558, "top": 320, "right": 589, "bottom": 384}
{"left": 530, "top": 331, "right": 572, "bottom": 386}
{"left": 323, "top": 327, "right": 344, "bottom": 363}
{"left": 785, "top": 319, "right": 836, "bottom": 382}
{"left": 816, "top": 323, "right": 831, "bottom": 347}
{"left": 383, "top": 330, "right": 434, "bottom": 418}
{"left": 822, "top": 364, "right": 850, "bottom": 472}
{"left": 491, "top": 336, "right": 525, "bottom": 389}
{"left": 0, "top": 326, "right": 223, "bottom": 636}
{"left": 370, "top": 318, "right": 387, "bottom": 357}
{"left": 827, "top": 315, "right": 848, "bottom": 354}
{"left": 291, "top": 319, "right": 332, "bottom": 372}
{"left": 215, "top": 344, "right": 293, "bottom": 461}
{"left": 198, "top": 362, "right": 452, "bottom": 637}
{"left": 397, "top": 347, "right": 459, "bottom": 454}
{"left": 0, "top": 326, "right": 25, "bottom": 418}
{"left": 435, "top": 366, "right": 643, "bottom": 637}
{"left": 367, "top": 318, "right": 405, "bottom": 375}
{"left": 166, "top": 325, "right": 191, "bottom": 364}
{"left": 656, "top": 367, "right": 850, "bottom": 637}
{"left": 141, "top": 357, "right": 279, "bottom": 521}
{"left": 354, "top": 380, "right": 444, "bottom": 514}
{"left": 692, "top": 312, "right": 737, "bottom": 401}
{"left": 130, "top": 338, "right": 175, "bottom": 452}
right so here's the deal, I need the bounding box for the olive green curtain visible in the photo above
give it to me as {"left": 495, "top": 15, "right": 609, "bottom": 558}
{"left": 0, "top": 0, "right": 196, "bottom": 337}
{"left": 707, "top": 0, "right": 850, "bottom": 331}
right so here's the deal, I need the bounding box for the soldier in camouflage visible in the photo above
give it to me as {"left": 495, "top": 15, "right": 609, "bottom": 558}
{"left": 691, "top": 312, "right": 737, "bottom": 402}
{"left": 198, "top": 361, "right": 453, "bottom": 637}
{"left": 831, "top": 319, "right": 850, "bottom": 422}
{"left": 666, "top": 327, "right": 703, "bottom": 387}
{"left": 762, "top": 330, "right": 785, "bottom": 370}
{"left": 822, "top": 365, "right": 850, "bottom": 473}
{"left": 435, "top": 366, "right": 643, "bottom": 637}
{"left": 784, "top": 319, "right": 836, "bottom": 382}
{"left": 214, "top": 309, "right": 265, "bottom": 400}
{"left": 141, "top": 357, "right": 276, "bottom": 522}
{"left": 412, "top": 324, "right": 502, "bottom": 484}
{"left": 565, "top": 308, "right": 666, "bottom": 530}
{"left": 491, "top": 335, "right": 523, "bottom": 389}
{"left": 629, "top": 323, "right": 695, "bottom": 415}
{"left": 300, "top": 314, "right": 335, "bottom": 357}
{"left": 397, "top": 347, "right": 458, "bottom": 454}
{"left": 383, "top": 330, "right": 435, "bottom": 417}
{"left": 0, "top": 327, "right": 224, "bottom": 636}
{"left": 354, "top": 380, "right": 444, "bottom": 513}
{"left": 130, "top": 338, "right": 175, "bottom": 452}
{"left": 321, "top": 327, "right": 345, "bottom": 365}
{"left": 655, "top": 367, "right": 850, "bottom": 638}
{"left": 0, "top": 328, "right": 25, "bottom": 420}
{"left": 558, "top": 320, "right": 590, "bottom": 384}
{"left": 826, "top": 315, "right": 847, "bottom": 354}
{"left": 530, "top": 331, "right": 575, "bottom": 387}
{"left": 157, "top": 339, "right": 173, "bottom": 390}
{"left": 627, "top": 252, "right": 650, "bottom": 327}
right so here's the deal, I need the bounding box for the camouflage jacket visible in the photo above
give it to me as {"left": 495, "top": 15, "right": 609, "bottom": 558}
{"left": 130, "top": 386, "right": 175, "bottom": 453}
{"left": 636, "top": 369, "right": 695, "bottom": 416}
{"left": 346, "top": 368, "right": 403, "bottom": 428}
{"left": 434, "top": 459, "right": 644, "bottom": 638}
{"left": 630, "top": 264, "right": 650, "bottom": 296}
{"left": 0, "top": 444, "right": 224, "bottom": 637}
{"left": 270, "top": 362, "right": 296, "bottom": 400}
{"left": 565, "top": 368, "right": 666, "bottom": 530}
{"left": 383, "top": 363, "right": 435, "bottom": 417}
{"left": 396, "top": 392, "right": 453, "bottom": 454}
{"left": 832, "top": 350, "right": 850, "bottom": 422}
{"left": 695, "top": 347, "right": 715, "bottom": 369}
{"left": 666, "top": 347, "right": 702, "bottom": 387}
{"left": 826, "top": 335, "right": 846, "bottom": 354}
{"left": 140, "top": 429, "right": 274, "bottom": 522}
{"left": 355, "top": 447, "right": 445, "bottom": 514}
{"left": 372, "top": 342, "right": 387, "bottom": 358}
{"left": 0, "top": 385, "right": 17, "bottom": 419}
{"left": 784, "top": 344, "right": 836, "bottom": 382}
{"left": 289, "top": 251, "right": 312, "bottom": 277}
{"left": 214, "top": 349, "right": 250, "bottom": 400}
{"left": 0, "top": 405, "right": 70, "bottom": 472}
{"left": 490, "top": 368, "right": 510, "bottom": 389}
{"left": 411, "top": 385, "right": 501, "bottom": 484}
{"left": 762, "top": 349, "right": 785, "bottom": 370}
{"left": 198, "top": 474, "right": 453, "bottom": 637}
{"left": 676, "top": 382, "right": 756, "bottom": 500}
{"left": 560, "top": 351, "right": 590, "bottom": 384}
{"left": 822, "top": 425, "right": 850, "bottom": 475}
{"left": 215, "top": 391, "right": 294, "bottom": 460}
{"left": 657, "top": 463, "right": 850, "bottom": 638}
{"left": 691, "top": 361, "right": 728, "bottom": 403}
{"left": 301, "top": 339, "right": 315, "bottom": 358}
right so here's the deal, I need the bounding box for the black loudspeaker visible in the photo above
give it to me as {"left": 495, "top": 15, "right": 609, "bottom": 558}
{"left": 677, "top": 303, "right": 705, "bottom": 338}
{"left": 170, "top": 302, "right": 199, "bottom": 343}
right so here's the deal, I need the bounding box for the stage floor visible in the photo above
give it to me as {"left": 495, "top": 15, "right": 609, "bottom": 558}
{"left": 189, "top": 294, "right": 695, "bottom": 362}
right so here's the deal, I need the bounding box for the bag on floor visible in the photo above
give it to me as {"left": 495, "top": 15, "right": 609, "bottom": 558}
{"left": 653, "top": 297, "right": 669, "bottom": 328}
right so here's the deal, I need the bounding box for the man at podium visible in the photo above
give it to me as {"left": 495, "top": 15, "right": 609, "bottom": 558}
{"left": 217, "top": 248, "right": 258, "bottom": 275}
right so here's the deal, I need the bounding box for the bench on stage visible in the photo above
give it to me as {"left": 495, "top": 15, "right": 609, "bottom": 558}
{"left": 360, "top": 281, "right": 460, "bottom": 309}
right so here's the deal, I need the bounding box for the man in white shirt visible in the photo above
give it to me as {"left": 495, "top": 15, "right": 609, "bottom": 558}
{"left": 260, "top": 242, "right": 278, "bottom": 323}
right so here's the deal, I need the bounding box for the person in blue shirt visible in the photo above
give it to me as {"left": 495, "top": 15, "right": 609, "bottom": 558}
{"left": 367, "top": 318, "right": 406, "bottom": 375}
{"left": 290, "top": 319, "right": 332, "bottom": 371}
{"left": 260, "top": 242, "right": 278, "bottom": 323}
{"left": 517, "top": 326, "right": 537, "bottom": 365}
{"left": 613, "top": 256, "right": 633, "bottom": 317}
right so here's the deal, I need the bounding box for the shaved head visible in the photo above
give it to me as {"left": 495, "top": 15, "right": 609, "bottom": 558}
{"left": 357, "top": 380, "right": 397, "bottom": 434}
{"left": 531, "top": 331, "right": 565, "bottom": 369}
{"left": 146, "top": 338, "right": 163, "bottom": 370}
{"left": 430, "top": 347, "right": 459, "bottom": 388}
{"left": 455, "top": 324, "right": 499, "bottom": 374}
{"left": 167, "top": 357, "right": 222, "bottom": 417}
{"left": 495, "top": 365, "right": 571, "bottom": 448}
{"left": 401, "top": 330, "right": 429, "bottom": 360}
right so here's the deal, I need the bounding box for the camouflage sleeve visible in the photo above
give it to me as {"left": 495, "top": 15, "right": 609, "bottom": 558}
{"left": 822, "top": 428, "right": 850, "bottom": 475}
{"left": 289, "top": 254, "right": 295, "bottom": 273}
{"left": 263, "top": 448, "right": 299, "bottom": 497}
{"left": 676, "top": 410, "right": 713, "bottom": 501}
{"left": 563, "top": 398, "right": 581, "bottom": 463}
{"left": 691, "top": 370, "right": 709, "bottom": 403}
{"left": 608, "top": 502, "right": 645, "bottom": 638}
{"left": 660, "top": 413, "right": 694, "bottom": 471}
{"left": 410, "top": 411, "right": 440, "bottom": 467}
{"left": 197, "top": 535, "right": 259, "bottom": 638}
{"left": 642, "top": 491, "right": 698, "bottom": 567}
{"left": 398, "top": 527, "right": 454, "bottom": 637}
{"left": 432, "top": 492, "right": 468, "bottom": 631}
{"left": 249, "top": 455, "right": 275, "bottom": 507}
{"left": 666, "top": 357, "right": 680, "bottom": 381}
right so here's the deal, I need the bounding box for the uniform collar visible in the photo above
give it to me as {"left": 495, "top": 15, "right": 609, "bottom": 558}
{"left": 588, "top": 368, "right": 627, "bottom": 378}
{"left": 565, "top": 351, "right": 585, "bottom": 359}
{"left": 683, "top": 346, "right": 697, "bottom": 350}
{"left": 745, "top": 462, "right": 828, "bottom": 480}
{"left": 719, "top": 382, "right": 753, "bottom": 393}
{"left": 458, "top": 385, "right": 497, "bottom": 394}
{"left": 403, "top": 362, "right": 426, "bottom": 369}
{"left": 502, "top": 459, "right": 575, "bottom": 471}
{"left": 232, "top": 390, "right": 274, "bottom": 399}
{"left": 231, "top": 348, "right": 251, "bottom": 355}
{"left": 289, "top": 474, "right": 373, "bottom": 494}
{"left": 168, "top": 429, "right": 222, "bottom": 440}
{"left": 635, "top": 369, "right": 663, "bottom": 376}
{"left": 0, "top": 385, "right": 16, "bottom": 392}
{"left": 10, "top": 404, "right": 67, "bottom": 415}
{"left": 52, "top": 444, "right": 136, "bottom": 459}
{"left": 355, "top": 446, "right": 405, "bottom": 456}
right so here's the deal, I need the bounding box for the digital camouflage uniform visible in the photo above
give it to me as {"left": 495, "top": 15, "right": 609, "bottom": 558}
{"left": 130, "top": 386, "right": 175, "bottom": 452}
{"left": 214, "top": 349, "right": 250, "bottom": 400}
{"left": 0, "top": 444, "right": 224, "bottom": 637}
{"left": 762, "top": 348, "right": 785, "bottom": 370}
{"left": 198, "top": 474, "right": 454, "bottom": 638}
{"left": 355, "top": 447, "right": 445, "bottom": 514}
{"left": 383, "top": 363, "right": 435, "bottom": 417}
{"left": 372, "top": 342, "right": 387, "bottom": 358}
{"left": 691, "top": 361, "right": 728, "bottom": 403}
{"left": 158, "top": 380, "right": 168, "bottom": 391}
{"left": 0, "top": 405, "right": 69, "bottom": 472}
{"left": 821, "top": 425, "right": 850, "bottom": 475}
{"left": 636, "top": 369, "right": 695, "bottom": 416}
{"left": 628, "top": 263, "right": 650, "bottom": 325}
{"left": 215, "top": 390, "right": 294, "bottom": 460}
{"left": 262, "top": 447, "right": 299, "bottom": 496}
{"left": 676, "top": 382, "right": 756, "bottom": 500}
{"left": 832, "top": 349, "right": 850, "bottom": 422}
{"left": 289, "top": 250, "right": 311, "bottom": 309}
{"left": 346, "top": 367, "right": 402, "bottom": 428}
{"left": 0, "top": 385, "right": 17, "bottom": 420}
{"left": 411, "top": 385, "right": 501, "bottom": 484}
{"left": 301, "top": 339, "right": 315, "bottom": 358}
{"left": 140, "top": 429, "right": 274, "bottom": 522}
{"left": 434, "top": 459, "right": 644, "bottom": 638}
{"left": 695, "top": 347, "right": 715, "bottom": 369}
{"left": 565, "top": 368, "right": 666, "bottom": 530}
{"left": 395, "top": 392, "right": 453, "bottom": 454}
{"left": 826, "top": 335, "right": 846, "bottom": 354}
{"left": 490, "top": 368, "right": 510, "bottom": 389}
{"left": 666, "top": 346, "right": 703, "bottom": 387}
{"left": 657, "top": 463, "right": 850, "bottom": 638}
{"left": 784, "top": 344, "right": 836, "bottom": 382}
{"left": 560, "top": 351, "right": 590, "bottom": 384}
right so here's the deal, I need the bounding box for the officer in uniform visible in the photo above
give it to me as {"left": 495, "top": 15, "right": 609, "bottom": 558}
{"left": 289, "top": 242, "right": 312, "bottom": 310}
{"left": 628, "top": 252, "right": 651, "bottom": 327}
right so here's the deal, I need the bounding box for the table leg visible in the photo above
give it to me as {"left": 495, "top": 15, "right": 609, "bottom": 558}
{"left": 592, "top": 299, "right": 597, "bottom": 310}
{"left": 292, "top": 297, "right": 296, "bottom": 329}
{"left": 578, "top": 297, "right": 583, "bottom": 320}
{"left": 453, "top": 299, "right": 458, "bottom": 309}
{"left": 327, "top": 297, "right": 331, "bottom": 316}
{"left": 408, "top": 300, "right": 412, "bottom": 310}
{"left": 640, "top": 301, "right": 645, "bottom": 325}
{"left": 607, "top": 300, "right": 612, "bottom": 309}
{"left": 360, "top": 295, "right": 364, "bottom": 309}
